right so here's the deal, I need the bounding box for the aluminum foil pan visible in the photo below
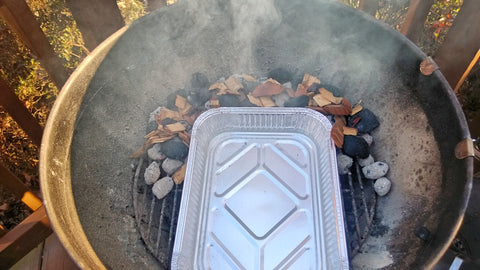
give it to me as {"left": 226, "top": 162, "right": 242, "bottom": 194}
{"left": 172, "top": 107, "right": 349, "bottom": 269}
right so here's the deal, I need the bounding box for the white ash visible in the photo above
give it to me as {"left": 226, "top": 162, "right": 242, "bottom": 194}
{"left": 144, "top": 161, "right": 161, "bottom": 185}
{"left": 337, "top": 154, "right": 353, "bottom": 175}
{"left": 374, "top": 177, "right": 391, "bottom": 196}
{"left": 162, "top": 158, "right": 184, "bottom": 176}
{"left": 204, "top": 100, "right": 212, "bottom": 109}
{"left": 272, "top": 92, "right": 291, "bottom": 107}
{"left": 358, "top": 155, "right": 374, "bottom": 167}
{"left": 148, "top": 106, "right": 162, "bottom": 123}
{"left": 147, "top": 144, "right": 165, "bottom": 161}
{"left": 362, "top": 161, "right": 389, "bottom": 180}
{"left": 152, "top": 176, "right": 174, "bottom": 200}
{"left": 360, "top": 133, "right": 373, "bottom": 146}
{"left": 282, "top": 81, "right": 292, "bottom": 89}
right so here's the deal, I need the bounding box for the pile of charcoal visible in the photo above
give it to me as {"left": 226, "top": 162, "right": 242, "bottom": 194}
{"left": 132, "top": 69, "right": 391, "bottom": 200}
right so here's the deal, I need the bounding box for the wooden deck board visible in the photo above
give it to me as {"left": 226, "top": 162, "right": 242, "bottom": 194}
{"left": 40, "top": 234, "right": 79, "bottom": 270}
{"left": 9, "top": 233, "right": 79, "bottom": 270}
{"left": 10, "top": 242, "right": 43, "bottom": 270}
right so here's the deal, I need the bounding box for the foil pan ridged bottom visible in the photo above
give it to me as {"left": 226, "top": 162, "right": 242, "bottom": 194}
{"left": 172, "top": 108, "right": 349, "bottom": 270}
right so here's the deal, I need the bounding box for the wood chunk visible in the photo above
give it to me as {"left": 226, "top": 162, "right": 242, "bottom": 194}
{"left": 259, "top": 96, "right": 276, "bottom": 107}
{"left": 247, "top": 94, "right": 263, "bottom": 107}
{"left": 319, "top": 88, "right": 343, "bottom": 104}
{"left": 343, "top": 126, "right": 358, "bottom": 136}
{"left": 302, "top": 73, "right": 321, "bottom": 88}
{"left": 172, "top": 164, "right": 187, "bottom": 184}
{"left": 251, "top": 81, "right": 284, "bottom": 97}
{"left": 225, "top": 76, "right": 243, "bottom": 95}
{"left": 285, "top": 88, "right": 296, "bottom": 97}
{"left": 210, "top": 99, "right": 220, "bottom": 108}
{"left": 295, "top": 84, "right": 307, "bottom": 97}
{"left": 166, "top": 122, "right": 186, "bottom": 133}
{"left": 313, "top": 94, "right": 332, "bottom": 107}
{"left": 242, "top": 74, "right": 257, "bottom": 82}
{"left": 175, "top": 95, "right": 192, "bottom": 115}
{"left": 351, "top": 104, "right": 363, "bottom": 115}
{"left": 156, "top": 108, "right": 183, "bottom": 124}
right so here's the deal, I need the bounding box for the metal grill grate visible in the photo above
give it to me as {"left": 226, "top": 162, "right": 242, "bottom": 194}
{"left": 340, "top": 162, "right": 377, "bottom": 257}
{"left": 133, "top": 157, "right": 183, "bottom": 269}
{"left": 133, "top": 156, "right": 376, "bottom": 266}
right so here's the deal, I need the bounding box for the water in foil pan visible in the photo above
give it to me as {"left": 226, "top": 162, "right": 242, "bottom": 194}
{"left": 172, "top": 107, "right": 349, "bottom": 270}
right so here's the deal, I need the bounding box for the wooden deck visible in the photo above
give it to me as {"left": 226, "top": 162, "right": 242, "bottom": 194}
{"left": 10, "top": 233, "right": 79, "bottom": 270}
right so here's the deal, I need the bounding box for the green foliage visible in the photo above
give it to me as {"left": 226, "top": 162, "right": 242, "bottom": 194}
{"left": 419, "top": 0, "right": 463, "bottom": 55}
{"left": 0, "top": 0, "right": 146, "bottom": 191}
{"left": 117, "top": 0, "right": 146, "bottom": 24}
{"left": 0, "top": 0, "right": 83, "bottom": 188}
{"left": 375, "top": 0, "right": 409, "bottom": 29}
{"left": 26, "top": 0, "right": 89, "bottom": 71}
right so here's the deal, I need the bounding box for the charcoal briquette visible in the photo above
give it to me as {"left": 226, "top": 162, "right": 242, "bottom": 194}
{"left": 343, "top": 135, "right": 369, "bottom": 158}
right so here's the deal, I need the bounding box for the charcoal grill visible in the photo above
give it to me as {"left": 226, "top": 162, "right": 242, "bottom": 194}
{"left": 40, "top": 0, "right": 473, "bottom": 269}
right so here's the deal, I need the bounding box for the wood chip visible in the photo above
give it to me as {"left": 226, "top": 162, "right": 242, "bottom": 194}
{"left": 149, "top": 135, "right": 175, "bottom": 144}
{"left": 302, "top": 73, "right": 321, "bottom": 88}
{"left": 319, "top": 88, "right": 343, "bottom": 104}
{"left": 251, "top": 80, "right": 284, "bottom": 97}
{"left": 306, "top": 106, "right": 327, "bottom": 114}
{"left": 247, "top": 94, "right": 264, "bottom": 106}
{"left": 322, "top": 98, "right": 352, "bottom": 115}
{"left": 210, "top": 99, "right": 220, "bottom": 108}
{"left": 130, "top": 145, "right": 148, "bottom": 158}
{"left": 259, "top": 96, "right": 276, "bottom": 107}
{"left": 224, "top": 76, "right": 243, "bottom": 95}
{"left": 209, "top": 82, "right": 228, "bottom": 91}
{"left": 313, "top": 94, "right": 332, "bottom": 107}
{"left": 175, "top": 95, "right": 192, "bottom": 115}
{"left": 266, "top": 78, "right": 281, "bottom": 85}
{"left": 343, "top": 126, "right": 358, "bottom": 136}
{"left": 334, "top": 115, "right": 347, "bottom": 125}
{"left": 331, "top": 120, "right": 345, "bottom": 148}
{"left": 172, "top": 164, "right": 187, "bottom": 184}
{"left": 155, "top": 108, "right": 183, "bottom": 124}
{"left": 145, "top": 127, "right": 175, "bottom": 139}
{"left": 242, "top": 74, "right": 257, "bottom": 82}
{"left": 165, "top": 122, "right": 186, "bottom": 133}
{"left": 295, "top": 84, "right": 307, "bottom": 97}
{"left": 183, "top": 110, "right": 202, "bottom": 126}
{"left": 351, "top": 104, "right": 363, "bottom": 115}
{"left": 178, "top": 131, "right": 191, "bottom": 146}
